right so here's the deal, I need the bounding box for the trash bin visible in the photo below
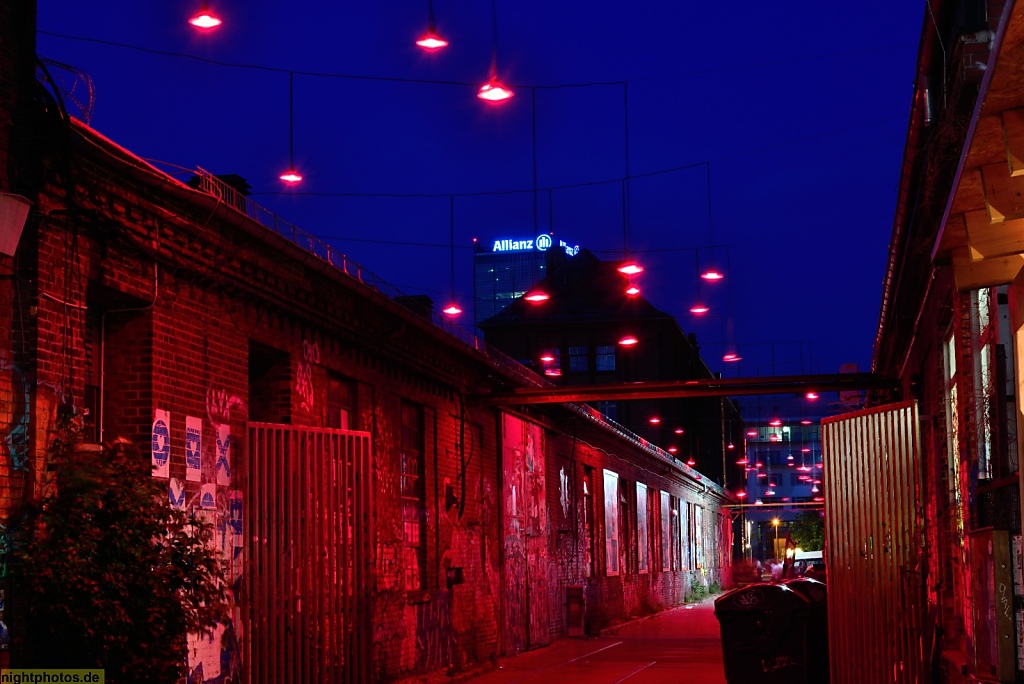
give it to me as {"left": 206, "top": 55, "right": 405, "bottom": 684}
{"left": 714, "top": 582, "right": 810, "bottom": 684}
{"left": 783, "top": 577, "right": 828, "bottom": 683}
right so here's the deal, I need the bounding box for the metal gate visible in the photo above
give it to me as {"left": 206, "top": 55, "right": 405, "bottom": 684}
{"left": 821, "top": 401, "right": 925, "bottom": 683}
{"left": 243, "top": 424, "right": 373, "bottom": 683}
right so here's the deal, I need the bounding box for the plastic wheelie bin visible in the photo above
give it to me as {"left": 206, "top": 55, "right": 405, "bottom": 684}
{"left": 783, "top": 577, "right": 828, "bottom": 683}
{"left": 714, "top": 582, "right": 811, "bottom": 683}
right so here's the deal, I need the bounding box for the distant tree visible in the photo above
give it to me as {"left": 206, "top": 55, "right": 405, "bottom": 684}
{"left": 790, "top": 510, "right": 825, "bottom": 551}
{"left": 13, "top": 423, "right": 228, "bottom": 683}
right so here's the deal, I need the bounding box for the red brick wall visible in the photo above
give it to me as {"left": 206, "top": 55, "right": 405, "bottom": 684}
{"left": 0, "top": 113, "right": 735, "bottom": 681}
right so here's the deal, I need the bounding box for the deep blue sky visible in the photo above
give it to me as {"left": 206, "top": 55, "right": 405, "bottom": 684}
{"left": 36, "top": 0, "right": 924, "bottom": 383}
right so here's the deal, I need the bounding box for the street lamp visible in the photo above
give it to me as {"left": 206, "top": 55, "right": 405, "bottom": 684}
{"left": 772, "top": 517, "right": 780, "bottom": 559}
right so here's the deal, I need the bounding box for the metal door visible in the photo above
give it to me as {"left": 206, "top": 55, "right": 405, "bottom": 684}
{"left": 822, "top": 401, "right": 925, "bottom": 683}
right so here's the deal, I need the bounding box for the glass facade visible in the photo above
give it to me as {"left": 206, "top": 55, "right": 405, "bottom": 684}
{"left": 473, "top": 250, "right": 551, "bottom": 326}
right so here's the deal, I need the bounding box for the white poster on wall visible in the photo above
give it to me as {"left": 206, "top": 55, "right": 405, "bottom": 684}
{"left": 216, "top": 424, "right": 232, "bottom": 486}
{"left": 186, "top": 416, "right": 202, "bottom": 482}
{"left": 152, "top": 409, "right": 170, "bottom": 478}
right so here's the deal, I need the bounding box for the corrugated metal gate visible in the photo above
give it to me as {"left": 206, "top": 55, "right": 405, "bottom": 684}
{"left": 822, "top": 401, "right": 925, "bottom": 683}
{"left": 244, "top": 424, "right": 373, "bottom": 683}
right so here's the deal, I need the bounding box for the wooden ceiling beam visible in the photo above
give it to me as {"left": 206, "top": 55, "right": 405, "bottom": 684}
{"left": 983, "top": 161, "right": 1024, "bottom": 221}
{"left": 951, "top": 246, "right": 1024, "bottom": 290}
{"left": 1002, "top": 108, "right": 1024, "bottom": 176}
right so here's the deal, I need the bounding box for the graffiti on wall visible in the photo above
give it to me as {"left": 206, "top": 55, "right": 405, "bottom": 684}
{"left": 296, "top": 339, "right": 319, "bottom": 412}
{"left": 206, "top": 388, "right": 244, "bottom": 428}
{"left": 0, "top": 356, "right": 30, "bottom": 471}
{"left": 502, "top": 413, "right": 549, "bottom": 654}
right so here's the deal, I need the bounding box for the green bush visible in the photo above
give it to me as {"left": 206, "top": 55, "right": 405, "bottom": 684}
{"left": 14, "top": 437, "right": 228, "bottom": 682}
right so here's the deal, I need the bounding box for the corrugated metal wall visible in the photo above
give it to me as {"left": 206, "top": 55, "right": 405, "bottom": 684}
{"left": 244, "top": 424, "right": 374, "bottom": 683}
{"left": 822, "top": 401, "right": 925, "bottom": 683}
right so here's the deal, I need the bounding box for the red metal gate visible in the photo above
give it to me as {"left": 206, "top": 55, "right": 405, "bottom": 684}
{"left": 243, "top": 424, "right": 373, "bottom": 683}
{"left": 822, "top": 401, "right": 925, "bottom": 683}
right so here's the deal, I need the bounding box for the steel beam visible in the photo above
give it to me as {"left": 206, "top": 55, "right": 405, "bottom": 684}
{"left": 469, "top": 372, "right": 897, "bottom": 406}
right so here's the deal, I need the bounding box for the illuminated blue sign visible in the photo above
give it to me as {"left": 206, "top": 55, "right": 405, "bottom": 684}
{"left": 492, "top": 234, "right": 579, "bottom": 256}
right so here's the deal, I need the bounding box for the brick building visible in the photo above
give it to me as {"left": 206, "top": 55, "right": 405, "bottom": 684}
{"left": 0, "top": 2, "right": 734, "bottom": 681}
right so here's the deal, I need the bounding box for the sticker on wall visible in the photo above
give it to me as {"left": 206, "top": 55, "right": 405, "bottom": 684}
{"left": 229, "top": 490, "right": 243, "bottom": 536}
{"left": 200, "top": 483, "right": 216, "bottom": 509}
{"left": 185, "top": 416, "right": 202, "bottom": 482}
{"left": 169, "top": 478, "right": 186, "bottom": 510}
{"left": 216, "top": 425, "right": 232, "bottom": 486}
{"left": 152, "top": 409, "right": 170, "bottom": 478}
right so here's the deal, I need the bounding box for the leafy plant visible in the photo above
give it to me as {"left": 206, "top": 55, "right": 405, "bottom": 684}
{"left": 790, "top": 510, "right": 825, "bottom": 551}
{"left": 14, "top": 437, "right": 228, "bottom": 682}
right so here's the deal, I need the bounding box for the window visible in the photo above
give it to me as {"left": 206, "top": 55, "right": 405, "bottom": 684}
{"left": 603, "top": 470, "right": 620, "bottom": 576}
{"left": 671, "top": 497, "right": 681, "bottom": 570}
{"left": 944, "top": 333, "right": 965, "bottom": 548}
{"left": 569, "top": 345, "right": 588, "bottom": 372}
{"left": 583, "top": 467, "right": 595, "bottom": 577}
{"left": 327, "top": 374, "right": 356, "bottom": 429}
{"left": 660, "top": 491, "right": 671, "bottom": 571}
{"left": 401, "top": 402, "right": 426, "bottom": 591}
{"left": 596, "top": 345, "right": 616, "bottom": 371}
{"left": 636, "top": 483, "right": 649, "bottom": 574}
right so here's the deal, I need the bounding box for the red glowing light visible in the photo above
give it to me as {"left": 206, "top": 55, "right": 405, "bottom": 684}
{"left": 667, "top": 446, "right": 678, "bottom": 454}
{"left": 618, "top": 335, "right": 638, "bottom": 346}
{"left": 787, "top": 461, "right": 794, "bottom": 467}
{"left": 617, "top": 261, "right": 644, "bottom": 275}
{"left": 544, "top": 368, "right": 562, "bottom": 377}
{"left": 769, "top": 419, "right": 782, "bottom": 427}
{"left": 801, "top": 447, "right": 811, "bottom": 453}
{"left": 415, "top": 29, "right": 449, "bottom": 50}
{"left": 815, "top": 463, "right": 823, "bottom": 469}
{"left": 524, "top": 290, "right": 550, "bottom": 303}
{"left": 805, "top": 391, "right": 819, "bottom": 400}
{"left": 700, "top": 270, "right": 724, "bottom": 281}
{"left": 736, "top": 491, "right": 747, "bottom": 498}
{"left": 755, "top": 500, "right": 764, "bottom": 505}
{"left": 736, "top": 458, "right": 748, "bottom": 465}
{"left": 539, "top": 353, "right": 555, "bottom": 363}
{"left": 746, "top": 430, "right": 757, "bottom": 437}
{"left": 478, "top": 79, "right": 515, "bottom": 102}
{"left": 757, "top": 472, "right": 767, "bottom": 478}
{"left": 649, "top": 416, "right": 661, "bottom": 424}
{"left": 800, "top": 419, "right": 813, "bottom": 425}
{"left": 189, "top": 7, "right": 222, "bottom": 29}
{"left": 674, "top": 428, "right": 684, "bottom": 435}
{"left": 689, "top": 303, "right": 710, "bottom": 315}
{"left": 625, "top": 285, "right": 641, "bottom": 296}
{"left": 754, "top": 461, "right": 763, "bottom": 468}
{"left": 686, "top": 457, "right": 696, "bottom": 467}
{"left": 727, "top": 442, "right": 735, "bottom": 450}
{"left": 813, "top": 496, "right": 824, "bottom": 502}
{"left": 765, "top": 489, "right": 775, "bottom": 496}
{"left": 442, "top": 303, "right": 463, "bottom": 316}
{"left": 279, "top": 169, "right": 303, "bottom": 183}
{"left": 722, "top": 352, "right": 742, "bottom": 362}
{"left": 810, "top": 485, "right": 820, "bottom": 493}
{"left": 787, "top": 454, "right": 794, "bottom": 460}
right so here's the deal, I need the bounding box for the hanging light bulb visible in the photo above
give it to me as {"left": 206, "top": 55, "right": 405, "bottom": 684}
{"left": 442, "top": 303, "right": 463, "bottom": 316}
{"left": 686, "top": 457, "right": 696, "bottom": 467}
{"left": 539, "top": 352, "right": 555, "bottom": 363}
{"left": 805, "top": 391, "right": 819, "bottom": 400}
{"left": 690, "top": 303, "right": 710, "bottom": 315}
{"left": 478, "top": 79, "right": 515, "bottom": 102}
{"left": 625, "top": 285, "right": 641, "bottom": 297}
{"left": 667, "top": 446, "right": 678, "bottom": 454}
{"left": 280, "top": 72, "right": 303, "bottom": 184}
{"left": 524, "top": 289, "right": 550, "bottom": 303}
{"left": 649, "top": 416, "right": 661, "bottom": 424}
{"left": 416, "top": 29, "right": 449, "bottom": 49}
{"left": 700, "top": 269, "right": 724, "bottom": 281}
{"left": 189, "top": 1, "right": 222, "bottom": 29}
{"left": 617, "top": 261, "right": 644, "bottom": 275}
{"left": 722, "top": 352, "right": 741, "bottom": 362}
{"left": 736, "top": 490, "right": 747, "bottom": 499}
{"left": 618, "top": 335, "right": 638, "bottom": 346}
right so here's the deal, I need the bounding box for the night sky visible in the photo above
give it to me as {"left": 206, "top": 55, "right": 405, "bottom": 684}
{"left": 35, "top": 0, "right": 924, "bottom": 388}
